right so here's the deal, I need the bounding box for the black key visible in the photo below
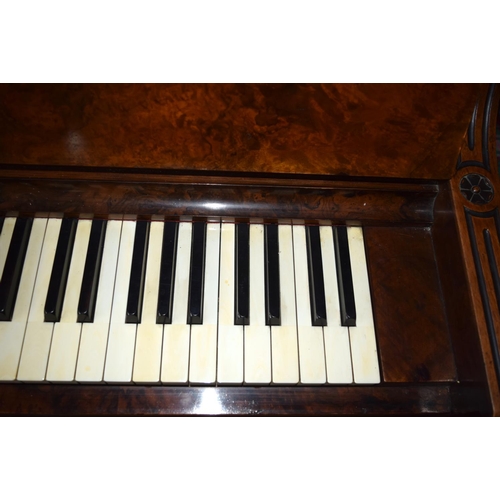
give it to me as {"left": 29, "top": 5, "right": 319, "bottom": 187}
{"left": 235, "top": 222, "right": 250, "bottom": 325}
{"left": 187, "top": 221, "right": 206, "bottom": 325}
{"left": 0, "top": 217, "right": 33, "bottom": 321}
{"left": 0, "top": 216, "right": 4, "bottom": 235}
{"left": 157, "top": 222, "right": 179, "bottom": 324}
{"left": 44, "top": 218, "right": 78, "bottom": 322}
{"left": 264, "top": 223, "right": 281, "bottom": 326}
{"left": 125, "top": 221, "right": 150, "bottom": 324}
{"left": 333, "top": 226, "right": 356, "bottom": 327}
{"left": 78, "top": 219, "right": 107, "bottom": 322}
{"left": 306, "top": 225, "right": 327, "bottom": 326}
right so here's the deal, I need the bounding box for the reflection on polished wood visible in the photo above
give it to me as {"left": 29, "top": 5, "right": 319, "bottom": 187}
{"left": 0, "top": 83, "right": 482, "bottom": 178}
{"left": 0, "top": 83, "right": 499, "bottom": 416}
{"left": 0, "top": 383, "right": 489, "bottom": 416}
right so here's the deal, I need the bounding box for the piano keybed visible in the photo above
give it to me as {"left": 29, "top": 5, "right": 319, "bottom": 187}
{"left": 0, "top": 83, "right": 497, "bottom": 416}
{"left": 0, "top": 215, "right": 379, "bottom": 386}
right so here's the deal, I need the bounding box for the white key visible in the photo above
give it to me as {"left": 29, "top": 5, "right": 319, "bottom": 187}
{"left": 244, "top": 224, "right": 271, "bottom": 384}
{"left": 0, "top": 217, "right": 16, "bottom": 279}
{"left": 133, "top": 221, "right": 163, "bottom": 384}
{"left": 0, "top": 217, "right": 47, "bottom": 381}
{"left": 320, "top": 226, "right": 353, "bottom": 383}
{"left": 292, "top": 225, "right": 326, "bottom": 384}
{"left": 17, "top": 218, "right": 62, "bottom": 381}
{"left": 271, "top": 224, "right": 299, "bottom": 384}
{"left": 217, "top": 222, "right": 244, "bottom": 384}
{"left": 76, "top": 220, "right": 122, "bottom": 383}
{"left": 46, "top": 219, "right": 92, "bottom": 382}
{"left": 161, "top": 222, "right": 191, "bottom": 384}
{"left": 347, "top": 226, "right": 380, "bottom": 384}
{"left": 189, "top": 222, "right": 220, "bottom": 384}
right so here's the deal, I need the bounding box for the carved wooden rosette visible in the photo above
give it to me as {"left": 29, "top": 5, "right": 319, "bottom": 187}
{"left": 451, "top": 84, "right": 500, "bottom": 414}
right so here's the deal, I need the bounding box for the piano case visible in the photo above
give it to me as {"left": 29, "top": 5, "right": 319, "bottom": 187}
{"left": 0, "top": 83, "right": 499, "bottom": 415}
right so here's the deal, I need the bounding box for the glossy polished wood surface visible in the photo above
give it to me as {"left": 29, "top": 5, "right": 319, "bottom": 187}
{"left": 445, "top": 84, "right": 500, "bottom": 415}
{"left": 0, "top": 84, "right": 497, "bottom": 416}
{"left": 0, "top": 84, "right": 483, "bottom": 179}
{"left": 0, "top": 383, "right": 488, "bottom": 416}
{"left": 432, "top": 182, "right": 489, "bottom": 387}
{"left": 0, "top": 174, "right": 438, "bottom": 225}
{"left": 0, "top": 217, "right": 491, "bottom": 415}
{"left": 364, "top": 226, "right": 456, "bottom": 383}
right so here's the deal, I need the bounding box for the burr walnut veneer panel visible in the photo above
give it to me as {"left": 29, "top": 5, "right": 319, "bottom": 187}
{"left": 0, "top": 83, "right": 482, "bottom": 179}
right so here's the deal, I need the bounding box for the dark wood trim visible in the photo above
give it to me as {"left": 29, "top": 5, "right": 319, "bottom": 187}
{"left": 432, "top": 181, "right": 489, "bottom": 390}
{"left": 0, "top": 84, "right": 496, "bottom": 416}
{"left": 0, "top": 177, "right": 437, "bottom": 225}
{"left": 447, "top": 83, "right": 500, "bottom": 414}
{"left": 467, "top": 100, "right": 478, "bottom": 151}
{"left": 482, "top": 83, "right": 497, "bottom": 172}
{"left": 465, "top": 207, "right": 500, "bottom": 390}
{"left": 0, "top": 383, "right": 489, "bottom": 416}
{"left": 0, "top": 164, "right": 444, "bottom": 187}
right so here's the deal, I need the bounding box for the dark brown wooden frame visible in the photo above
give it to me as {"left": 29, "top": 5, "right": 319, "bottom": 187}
{"left": 0, "top": 83, "right": 498, "bottom": 415}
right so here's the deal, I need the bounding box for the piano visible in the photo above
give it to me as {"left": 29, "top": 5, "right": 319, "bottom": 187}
{"left": 0, "top": 83, "right": 498, "bottom": 415}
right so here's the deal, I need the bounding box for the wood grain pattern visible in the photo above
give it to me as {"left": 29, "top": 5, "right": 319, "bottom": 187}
{"left": 449, "top": 84, "right": 500, "bottom": 415}
{"left": 463, "top": 210, "right": 500, "bottom": 393}
{"left": 0, "top": 176, "right": 437, "bottom": 225}
{"left": 432, "top": 182, "right": 490, "bottom": 388}
{"left": 0, "top": 83, "right": 496, "bottom": 416}
{"left": 0, "top": 83, "right": 482, "bottom": 179}
{"left": 0, "top": 383, "right": 488, "bottom": 416}
{"left": 364, "top": 226, "right": 456, "bottom": 383}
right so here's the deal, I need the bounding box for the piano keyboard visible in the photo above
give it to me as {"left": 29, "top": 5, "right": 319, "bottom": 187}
{"left": 0, "top": 216, "right": 380, "bottom": 385}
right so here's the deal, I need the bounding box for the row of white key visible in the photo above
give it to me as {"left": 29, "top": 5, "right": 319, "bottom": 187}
{"left": 0, "top": 217, "right": 380, "bottom": 384}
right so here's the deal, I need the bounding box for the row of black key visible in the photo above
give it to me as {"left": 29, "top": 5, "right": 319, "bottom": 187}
{"left": 0, "top": 217, "right": 33, "bottom": 321}
{"left": 263, "top": 224, "right": 355, "bottom": 327}
{"left": 0, "top": 218, "right": 357, "bottom": 328}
